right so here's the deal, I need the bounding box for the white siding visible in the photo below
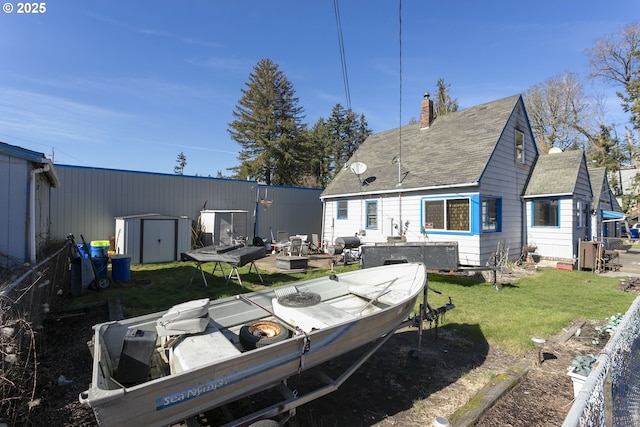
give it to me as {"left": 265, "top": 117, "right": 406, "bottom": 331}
{"left": 322, "top": 191, "right": 484, "bottom": 265}
{"left": 526, "top": 198, "right": 576, "bottom": 260}
{"left": 477, "top": 102, "right": 535, "bottom": 264}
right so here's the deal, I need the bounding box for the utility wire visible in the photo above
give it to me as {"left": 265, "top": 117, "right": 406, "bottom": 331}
{"left": 333, "top": 0, "right": 351, "bottom": 111}
{"left": 398, "top": 0, "right": 403, "bottom": 184}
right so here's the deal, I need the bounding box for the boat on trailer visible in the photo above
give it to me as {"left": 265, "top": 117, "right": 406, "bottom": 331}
{"left": 79, "top": 262, "right": 453, "bottom": 426}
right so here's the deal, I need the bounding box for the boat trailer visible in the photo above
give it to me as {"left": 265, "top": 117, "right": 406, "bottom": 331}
{"left": 182, "top": 284, "right": 454, "bottom": 427}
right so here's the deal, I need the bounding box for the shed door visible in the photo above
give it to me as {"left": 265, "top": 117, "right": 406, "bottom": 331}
{"left": 217, "top": 213, "right": 234, "bottom": 246}
{"left": 141, "top": 219, "right": 176, "bottom": 263}
{"left": 216, "top": 212, "right": 248, "bottom": 245}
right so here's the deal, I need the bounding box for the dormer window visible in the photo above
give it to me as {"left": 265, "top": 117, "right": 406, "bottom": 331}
{"left": 515, "top": 130, "right": 525, "bottom": 164}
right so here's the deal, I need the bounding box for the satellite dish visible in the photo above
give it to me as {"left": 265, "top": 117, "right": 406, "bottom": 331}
{"left": 549, "top": 147, "right": 563, "bottom": 154}
{"left": 350, "top": 162, "right": 367, "bottom": 175}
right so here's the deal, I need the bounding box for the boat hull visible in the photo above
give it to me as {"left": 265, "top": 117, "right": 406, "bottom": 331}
{"left": 81, "top": 263, "right": 426, "bottom": 426}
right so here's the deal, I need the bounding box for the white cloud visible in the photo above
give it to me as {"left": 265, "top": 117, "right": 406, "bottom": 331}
{"left": 0, "top": 87, "right": 134, "bottom": 145}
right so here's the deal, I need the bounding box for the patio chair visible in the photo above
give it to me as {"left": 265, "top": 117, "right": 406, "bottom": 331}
{"left": 308, "top": 233, "right": 321, "bottom": 254}
{"left": 277, "top": 230, "right": 288, "bottom": 243}
{"left": 288, "top": 237, "right": 303, "bottom": 257}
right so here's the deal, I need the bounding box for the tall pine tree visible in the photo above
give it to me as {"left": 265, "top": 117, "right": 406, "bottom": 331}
{"left": 325, "top": 104, "right": 371, "bottom": 183}
{"left": 174, "top": 152, "right": 187, "bottom": 175}
{"left": 228, "top": 58, "right": 307, "bottom": 186}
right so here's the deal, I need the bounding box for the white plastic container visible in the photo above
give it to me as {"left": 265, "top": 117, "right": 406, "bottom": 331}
{"left": 433, "top": 416, "right": 452, "bottom": 427}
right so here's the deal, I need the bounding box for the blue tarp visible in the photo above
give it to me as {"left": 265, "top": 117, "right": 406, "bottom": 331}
{"left": 602, "top": 210, "right": 625, "bottom": 220}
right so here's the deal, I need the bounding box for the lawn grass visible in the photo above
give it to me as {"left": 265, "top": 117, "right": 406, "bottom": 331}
{"left": 68, "top": 262, "right": 637, "bottom": 356}
{"left": 69, "top": 261, "right": 360, "bottom": 317}
{"left": 427, "top": 268, "right": 636, "bottom": 354}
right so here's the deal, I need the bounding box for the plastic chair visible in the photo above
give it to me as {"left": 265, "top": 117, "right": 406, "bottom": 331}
{"left": 277, "top": 230, "right": 289, "bottom": 243}
{"left": 288, "top": 237, "right": 303, "bottom": 256}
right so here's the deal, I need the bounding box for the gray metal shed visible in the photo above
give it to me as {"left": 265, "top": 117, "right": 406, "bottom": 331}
{"left": 114, "top": 213, "right": 192, "bottom": 264}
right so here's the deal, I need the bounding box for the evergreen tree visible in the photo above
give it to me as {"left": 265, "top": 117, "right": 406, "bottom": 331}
{"left": 325, "top": 104, "right": 372, "bottom": 182}
{"left": 174, "top": 152, "right": 187, "bottom": 175}
{"left": 585, "top": 125, "right": 628, "bottom": 172}
{"left": 228, "top": 58, "right": 307, "bottom": 186}
{"left": 434, "top": 78, "right": 458, "bottom": 118}
{"left": 307, "top": 117, "right": 332, "bottom": 188}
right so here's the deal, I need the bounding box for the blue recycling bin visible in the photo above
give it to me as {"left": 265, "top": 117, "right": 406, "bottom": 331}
{"left": 630, "top": 228, "right": 639, "bottom": 239}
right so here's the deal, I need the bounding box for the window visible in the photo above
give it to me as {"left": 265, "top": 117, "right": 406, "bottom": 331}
{"left": 577, "top": 200, "right": 590, "bottom": 234}
{"left": 515, "top": 130, "right": 524, "bottom": 164}
{"left": 577, "top": 200, "right": 586, "bottom": 228}
{"left": 365, "top": 201, "right": 377, "bottom": 229}
{"left": 482, "top": 198, "right": 501, "bottom": 231}
{"left": 423, "top": 198, "right": 470, "bottom": 231}
{"left": 533, "top": 199, "right": 559, "bottom": 227}
{"left": 337, "top": 200, "right": 348, "bottom": 219}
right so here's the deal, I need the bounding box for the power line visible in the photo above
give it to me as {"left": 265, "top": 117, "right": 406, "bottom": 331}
{"left": 333, "top": 0, "right": 351, "bottom": 111}
{"left": 398, "top": 0, "right": 403, "bottom": 185}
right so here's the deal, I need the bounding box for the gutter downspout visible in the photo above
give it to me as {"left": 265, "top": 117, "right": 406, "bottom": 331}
{"left": 30, "top": 164, "right": 50, "bottom": 264}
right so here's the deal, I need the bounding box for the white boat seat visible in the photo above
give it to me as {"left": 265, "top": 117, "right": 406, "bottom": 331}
{"left": 348, "top": 284, "right": 409, "bottom": 306}
{"left": 156, "top": 298, "right": 210, "bottom": 336}
{"left": 169, "top": 321, "right": 241, "bottom": 374}
{"left": 272, "top": 298, "right": 355, "bottom": 332}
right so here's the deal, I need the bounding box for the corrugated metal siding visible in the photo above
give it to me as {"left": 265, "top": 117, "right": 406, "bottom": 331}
{"left": 50, "top": 166, "right": 323, "bottom": 247}
{"left": 0, "top": 154, "right": 29, "bottom": 263}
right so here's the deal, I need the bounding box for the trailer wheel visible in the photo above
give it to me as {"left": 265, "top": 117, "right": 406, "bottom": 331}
{"left": 248, "top": 420, "right": 280, "bottom": 427}
{"left": 240, "top": 320, "right": 289, "bottom": 350}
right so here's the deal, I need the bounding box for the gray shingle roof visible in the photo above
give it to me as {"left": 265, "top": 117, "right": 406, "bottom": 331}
{"left": 588, "top": 167, "right": 606, "bottom": 201}
{"left": 523, "top": 150, "right": 584, "bottom": 196}
{"left": 321, "top": 94, "right": 521, "bottom": 198}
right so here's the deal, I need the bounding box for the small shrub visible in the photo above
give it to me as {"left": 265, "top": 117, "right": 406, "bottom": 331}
{"left": 592, "top": 313, "right": 623, "bottom": 345}
{"left": 570, "top": 354, "right": 597, "bottom": 376}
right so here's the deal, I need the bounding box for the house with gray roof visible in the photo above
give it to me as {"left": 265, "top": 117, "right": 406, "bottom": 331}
{"left": 320, "top": 94, "right": 624, "bottom": 266}
{"left": 523, "top": 150, "right": 592, "bottom": 261}
{"left": 588, "top": 166, "right": 625, "bottom": 241}
{"left": 320, "top": 94, "right": 538, "bottom": 266}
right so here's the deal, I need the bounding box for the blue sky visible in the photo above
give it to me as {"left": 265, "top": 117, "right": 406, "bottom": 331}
{"left": 1, "top": 1, "right": 638, "bottom": 177}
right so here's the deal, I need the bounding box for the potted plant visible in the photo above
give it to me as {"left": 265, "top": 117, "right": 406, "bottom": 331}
{"left": 567, "top": 354, "right": 597, "bottom": 397}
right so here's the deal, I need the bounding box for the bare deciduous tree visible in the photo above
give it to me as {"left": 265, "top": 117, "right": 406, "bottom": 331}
{"left": 524, "top": 72, "right": 604, "bottom": 154}
{"left": 586, "top": 21, "right": 640, "bottom": 164}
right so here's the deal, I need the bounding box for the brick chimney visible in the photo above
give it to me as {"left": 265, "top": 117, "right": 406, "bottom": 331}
{"left": 420, "top": 92, "right": 434, "bottom": 129}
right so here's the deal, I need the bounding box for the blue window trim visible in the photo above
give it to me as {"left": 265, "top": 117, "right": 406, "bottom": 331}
{"left": 481, "top": 196, "right": 502, "bottom": 233}
{"left": 530, "top": 198, "right": 561, "bottom": 228}
{"left": 365, "top": 200, "right": 378, "bottom": 230}
{"left": 337, "top": 199, "right": 348, "bottom": 220}
{"left": 420, "top": 194, "right": 476, "bottom": 236}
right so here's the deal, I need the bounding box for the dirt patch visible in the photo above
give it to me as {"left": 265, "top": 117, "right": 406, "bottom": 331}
{"left": 26, "top": 269, "right": 614, "bottom": 427}
{"left": 26, "top": 304, "right": 107, "bottom": 427}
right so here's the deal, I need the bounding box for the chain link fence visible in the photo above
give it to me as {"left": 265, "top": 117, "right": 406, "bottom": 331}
{"left": 0, "top": 241, "right": 72, "bottom": 424}
{"left": 562, "top": 294, "right": 640, "bottom": 427}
